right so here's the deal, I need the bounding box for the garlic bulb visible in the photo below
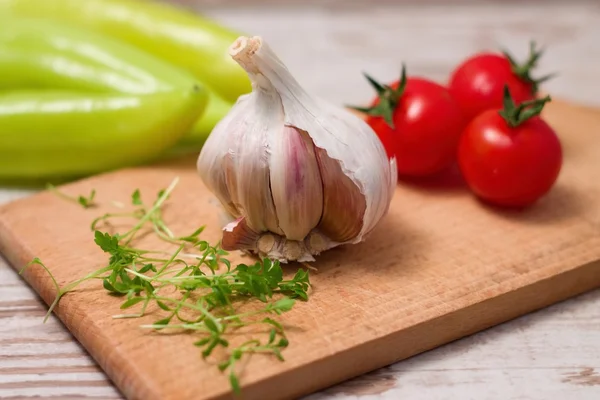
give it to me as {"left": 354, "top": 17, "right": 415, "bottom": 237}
{"left": 197, "top": 36, "right": 397, "bottom": 262}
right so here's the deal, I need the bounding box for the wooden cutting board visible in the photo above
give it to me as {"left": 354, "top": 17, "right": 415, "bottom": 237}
{"left": 1, "top": 98, "right": 599, "bottom": 400}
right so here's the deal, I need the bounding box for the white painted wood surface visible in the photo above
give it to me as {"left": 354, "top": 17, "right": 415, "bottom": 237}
{"left": 1, "top": 1, "right": 600, "bottom": 399}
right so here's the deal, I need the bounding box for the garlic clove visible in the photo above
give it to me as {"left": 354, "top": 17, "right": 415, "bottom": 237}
{"left": 232, "top": 103, "right": 283, "bottom": 234}
{"left": 196, "top": 100, "right": 245, "bottom": 218}
{"left": 222, "top": 151, "right": 241, "bottom": 217}
{"left": 269, "top": 126, "right": 323, "bottom": 241}
{"left": 314, "top": 147, "right": 366, "bottom": 242}
{"left": 197, "top": 62, "right": 285, "bottom": 235}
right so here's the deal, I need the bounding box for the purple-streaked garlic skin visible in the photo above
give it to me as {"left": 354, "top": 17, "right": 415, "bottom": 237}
{"left": 314, "top": 146, "right": 367, "bottom": 242}
{"left": 197, "top": 36, "right": 397, "bottom": 263}
{"left": 269, "top": 126, "right": 323, "bottom": 241}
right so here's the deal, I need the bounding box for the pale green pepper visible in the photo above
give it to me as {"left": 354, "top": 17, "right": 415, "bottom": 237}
{"left": 0, "top": 16, "right": 207, "bottom": 181}
{"left": 0, "top": 0, "right": 251, "bottom": 149}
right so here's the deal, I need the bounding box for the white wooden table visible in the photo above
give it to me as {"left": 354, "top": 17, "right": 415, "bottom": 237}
{"left": 2, "top": 1, "right": 600, "bottom": 399}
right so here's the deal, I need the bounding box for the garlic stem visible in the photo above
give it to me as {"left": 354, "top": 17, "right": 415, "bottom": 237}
{"left": 229, "top": 36, "right": 261, "bottom": 75}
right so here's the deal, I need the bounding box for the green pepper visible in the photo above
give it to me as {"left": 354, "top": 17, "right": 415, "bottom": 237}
{"left": 0, "top": 16, "right": 207, "bottom": 182}
{"left": 0, "top": 0, "right": 250, "bottom": 149}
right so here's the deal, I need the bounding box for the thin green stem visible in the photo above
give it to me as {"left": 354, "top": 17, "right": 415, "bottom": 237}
{"left": 154, "top": 296, "right": 222, "bottom": 330}
{"left": 154, "top": 244, "right": 185, "bottom": 275}
{"left": 151, "top": 223, "right": 180, "bottom": 244}
{"left": 140, "top": 322, "right": 211, "bottom": 331}
{"left": 46, "top": 184, "right": 77, "bottom": 202}
{"left": 91, "top": 212, "right": 142, "bottom": 231}
{"left": 60, "top": 265, "right": 115, "bottom": 293}
{"left": 120, "top": 177, "right": 179, "bottom": 245}
{"left": 113, "top": 297, "right": 153, "bottom": 319}
{"left": 219, "top": 306, "right": 275, "bottom": 322}
{"left": 153, "top": 216, "right": 175, "bottom": 238}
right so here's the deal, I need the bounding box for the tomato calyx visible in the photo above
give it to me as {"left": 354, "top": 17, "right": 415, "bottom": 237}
{"left": 351, "top": 64, "right": 408, "bottom": 128}
{"left": 503, "top": 41, "right": 555, "bottom": 95}
{"left": 498, "top": 85, "right": 552, "bottom": 128}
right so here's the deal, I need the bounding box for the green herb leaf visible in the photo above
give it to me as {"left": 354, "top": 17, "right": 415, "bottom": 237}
{"left": 120, "top": 297, "right": 145, "bottom": 309}
{"left": 268, "top": 329, "right": 276, "bottom": 344}
{"left": 77, "top": 189, "right": 96, "bottom": 208}
{"left": 179, "top": 226, "right": 205, "bottom": 243}
{"left": 273, "top": 297, "right": 295, "bottom": 313}
{"left": 131, "top": 189, "right": 143, "bottom": 205}
{"left": 230, "top": 372, "right": 241, "bottom": 395}
{"left": 204, "top": 318, "right": 220, "bottom": 334}
{"left": 103, "top": 278, "right": 117, "bottom": 293}
{"left": 94, "top": 231, "right": 120, "bottom": 254}
{"left": 218, "top": 360, "right": 231, "bottom": 372}
{"left": 138, "top": 264, "right": 156, "bottom": 273}
{"left": 194, "top": 337, "right": 211, "bottom": 347}
{"left": 201, "top": 338, "right": 220, "bottom": 358}
{"left": 262, "top": 317, "right": 284, "bottom": 333}
{"left": 232, "top": 349, "right": 243, "bottom": 360}
{"left": 155, "top": 189, "right": 167, "bottom": 205}
{"left": 153, "top": 316, "right": 172, "bottom": 327}
{"left": 272, "top": 347, "right": 284, "bottom": 362}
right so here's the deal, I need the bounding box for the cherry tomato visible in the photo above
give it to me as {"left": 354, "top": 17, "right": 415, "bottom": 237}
{"left": 458, "top": 87, "right": 562, "bottom": 207}
{"left": 448, "top": 41, "right": 553, "bottom": 123}
{"left": 357, "top": 66, "right": 464, "bottom": 177}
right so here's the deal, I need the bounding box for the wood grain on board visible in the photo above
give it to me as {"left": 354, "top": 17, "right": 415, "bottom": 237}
{"left": 0, "top": 98, "right": 599, "bottom": 400}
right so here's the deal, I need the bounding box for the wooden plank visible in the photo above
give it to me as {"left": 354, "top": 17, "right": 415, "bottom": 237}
{"left": 0, "top": 99, "right": 599, "bottom": 400}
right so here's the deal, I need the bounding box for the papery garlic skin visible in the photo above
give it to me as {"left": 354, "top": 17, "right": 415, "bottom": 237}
{"left": 197, "top": 36, "right": 397, "bottom": 262}
{"left": 269, "top": 126, "right": 323, "bottom": 240}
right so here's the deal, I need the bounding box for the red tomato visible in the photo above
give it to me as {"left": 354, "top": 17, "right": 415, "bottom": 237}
{"left": 360, "top": 68, "right": 465, "bottom": 177}
{"left": 458, "top": 88, "right": 562, "bottom": 207}
{"left": 448, "top": 42, "right": 552, "bottom": 123}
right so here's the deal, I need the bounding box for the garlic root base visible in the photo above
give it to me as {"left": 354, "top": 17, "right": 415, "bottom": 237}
{"left": 222, "top": 217, "right": 335, "bottom": 263}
